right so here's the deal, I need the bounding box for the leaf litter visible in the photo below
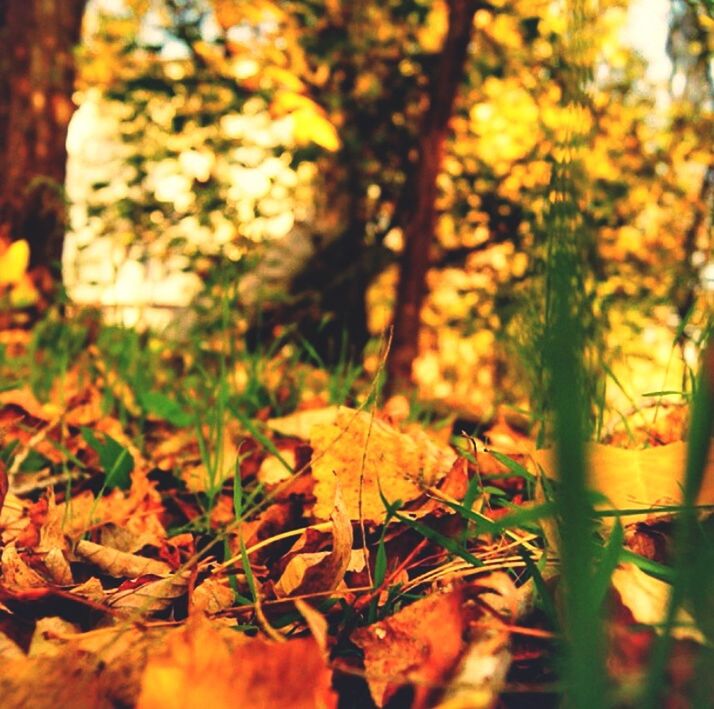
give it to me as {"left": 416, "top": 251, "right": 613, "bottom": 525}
{"left": 0, "top": 365, "right": 712, "bottom": 707}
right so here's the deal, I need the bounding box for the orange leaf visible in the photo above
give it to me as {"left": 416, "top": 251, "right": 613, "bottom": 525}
{"left": 352, "top": 588, "right": 465, "bottom": 708}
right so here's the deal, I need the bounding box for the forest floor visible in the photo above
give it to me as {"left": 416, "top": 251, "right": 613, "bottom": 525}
{"left": 0, "top": 306, "right": 711, "bottom": 708}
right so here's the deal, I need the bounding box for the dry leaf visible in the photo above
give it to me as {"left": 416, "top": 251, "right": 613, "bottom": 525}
{"left": 0, "top": 386, "right": 62, "bottom": 420}
{"left": 0, "top": 460, "right": 7, "bottom": 515}
{"left": 106, "top": 571, "right": 190, "bottom": 616}
{"left": 43, "top": 547, "right": 74, "bottom": 586}
{"left": 138, "top": 613, "right": 337, "bottom": 709}
{"left": 28, "top": 616, "right": 80, "bottom": 657}
{"left": 294, "top": 597, "right": 329, "bottom": 655}
{"left": 275, "top": 487, "right": 353, "bottom": 597}
{"left": 438, "top": 574, "right": 523, "bottom": 709}
{"left": 533, "top": 442, "right": 714, "bottom": 523}
{"left": 352, "top": 588, "right": 465, "bottom": 708}
{"left": 75, "top": 539, "right": 171, "bottom": 578}
{"left": 257, "top": 450, "right": 295, "bottom": 485}
{"left": 310, "top": 407, "right": 456, "bottom": 521}
{"left": 181, "top": 425, "right": 240, "bottom": 493}
{"left": 268, "top": 405, "right": 341, "bottom": 440}
{"left": 190, "top": 576, "right": 235, "bottom": 615}
{"left": 0, "top": 653, "right": 107, "bottom": 709}
{"left": 71, "top": 577, "right": 106, "bottom": 604}
{"left": 0, "top": 631, "right": 24, "bottom": 659}
{"left": 611, "top": 563, "right": 702, "bottom": 642}
{"left": 0, "top": 491, "right": 28, "bottom": 544}
{"left": 1, "top": 624, "right": 168, "bottom": 708}
{"left": 38, "top": 490, "right": 68, "bottom": 552}
{"left": 1, "top": 543, "right": 47, "bottom": 591}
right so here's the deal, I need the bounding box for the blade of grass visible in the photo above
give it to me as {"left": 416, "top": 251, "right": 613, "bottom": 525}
{"left": 642, "top": 340, "right": 713, "bottom": 707}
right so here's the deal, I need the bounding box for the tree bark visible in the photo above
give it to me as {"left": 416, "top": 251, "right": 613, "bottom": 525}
{"left": 0, "top": 0, "right": 87, "bottom": 279}
{"left": 386, "top": 0, "right": 478, "bottom": 394}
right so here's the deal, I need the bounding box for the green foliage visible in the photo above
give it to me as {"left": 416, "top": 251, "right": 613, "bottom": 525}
{"left": 81, "top": 427, "right": 134, "bottom": 490}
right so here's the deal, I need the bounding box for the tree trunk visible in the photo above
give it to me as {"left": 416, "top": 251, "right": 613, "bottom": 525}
{"left": 385, "top": 0, "right": 478, "bottom": 394}
{"left": 0, "top": 0, "right": 87, "bottom": 280}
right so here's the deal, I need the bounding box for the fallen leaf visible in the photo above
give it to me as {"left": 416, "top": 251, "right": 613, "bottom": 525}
{"left": 0, "top": 460, "right": 7, "bottom": 515}
{"left": 137, "top": 613, "right": 337, "bottom": 708}
{"left": 0, "top": 386, "right": 61, "bottom": 420}
{"left": 257, "top": 449, "right": 295, "bottom": 485}
{"left": 106, "top": 571, "right": 191, "bottom": 616}
{"left": 181, "top": 423, "right": 240, "bottom": 493}
{"left": 190, "top": 576, "right": 235, "bottom": 615}
{"left": 43, "top": 547, "right": 74, "bottom": 586}
{"left": 1, "top": 624, "right": 168, "bottom": 708}
{"left": 38, "top": 490, "right": 68, "bottom": 552}
{"left": 1, "top": 543, "right": 47, "bottom": 591}
{"left": 275, "top": 486, "right": 353, "bottom": 597}
{"left": 294, "top": 597, "right": 329, "bottom": 654}
{"left": 611, "top": 563, "right": 702, "bottom": 642}
{"left": 268, "top": 405, "right": 341, "bottom": 440}
{"left": 310, "top": 407, "right": 456, "bottom": 521}
{"left": 352, "top": 588, "right": 465, "bottom": 708}
{"left": 0, "top": 630, "right": 24, "bottom": 659}
{"left": 75, "top": 539, "right": 171, "bottom": 578}
{"left": 438, "top": 574, "right": 523, "bottom": 709}
{"left": 533, "top": 443, "right": 714, "bottom": 524}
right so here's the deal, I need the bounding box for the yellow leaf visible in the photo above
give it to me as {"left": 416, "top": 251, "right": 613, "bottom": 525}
{"left": 533, "top": 442, "right": 714, "bottom": 524}
{"left": 612, "top": 564, "right": 703, "bottom": 642}
{"left": 0, "top": 239, "right": 30, "bottom": 285}
{"left": 309, "top": 407, "right": 455, "bottom": 521}
{"left": 9, "top": 274, "right": 39, "bottom": 307}
{"left": 271, "top": 90, "right": 322, "bottom": 115}
{"left": 292, "top": 108, "right": 341, "bottom": 151}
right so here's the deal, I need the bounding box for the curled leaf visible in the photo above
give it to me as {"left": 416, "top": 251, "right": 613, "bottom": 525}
{"left": 75, "top": 539, "right": 171, "bottom": 578}
{"left": 275, "top": 486, "right": 353, "bottom": 597}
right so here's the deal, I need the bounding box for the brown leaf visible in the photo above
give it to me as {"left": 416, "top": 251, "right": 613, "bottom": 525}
{"left": 0, "top": 459, "right": 7, "bottom": 516}
{"left": 43, "top": 547, "right": 74, "bottom": 586}
{"left": 1, "top": 624, "right": 168, "bottom": 708}
{"left": 190, "top": 576, "right": 235, "bottom": 615}
{"left": 275, "top": 486, "right": 353, "bottom": 597}
{"left": 1, "top": 543, "right": 48, "bottom": 591}
{"left": 75, "top": 539, "right": 171, "bottom": 578}
{"left": 352, "top": 588, "right": 465, "bottom": 708}
{"left": 439, "top": 574, "right": 522, "bottom": 709}
{"left": 106, "top": 571, "right": 191, "bottom": 616}
{"left": 38, "top": 490, "right": 68, "bottom": 552}
{"left": 137, "top": 613, "right": 337, "bottom": 708}
{"left": 294, "top": 597, "right": 329, "bottom": 655}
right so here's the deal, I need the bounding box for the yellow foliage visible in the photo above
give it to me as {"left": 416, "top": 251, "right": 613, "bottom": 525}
{"left": 469, "top": 78, "right": 539, "bottom": 172}
{"left": 292, "top": 109, "right": 342, "bottom": 151}
{"left": 262, "top": 66, "right": 306, "bottom": 92}
{"left": 417, "top": 0, "right": 449, "bottom": 53}
{"left": 272, "top": 90, "right": 322, "bottom": 115}
{"left": 0, "top": 239, "right": 30, "bottom": 286}
{"left": 9, "top": 275, "right": 39, "bottom": 308}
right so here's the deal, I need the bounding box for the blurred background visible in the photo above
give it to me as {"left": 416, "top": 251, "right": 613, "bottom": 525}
{"left": 1, "top": 0, "right": 712, "bottom": 429}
